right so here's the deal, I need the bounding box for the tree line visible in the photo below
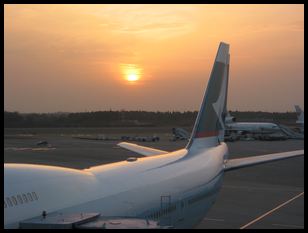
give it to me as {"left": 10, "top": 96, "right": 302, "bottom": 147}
{"left": 4, "top": 110, "right": 297, "bottom": 128}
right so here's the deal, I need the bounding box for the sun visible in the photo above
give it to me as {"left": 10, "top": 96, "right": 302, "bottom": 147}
{"left": 120, "top": 64, "right": 142, "bottom": 83}
{"left": 127, "top": 73, "right": 139, "bottom": 82}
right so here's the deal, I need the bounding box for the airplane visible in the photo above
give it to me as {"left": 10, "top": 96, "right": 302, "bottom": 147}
{"left": 224, "top": 118, "right": 286, "bottom": 140}
{"left": 294, "top": 105, "right": 304, "bottom": 133}
{"left": 224, "top": 111, "right": 303, "bottom": 140}
{"left": 226, "top": 122, "right": 282, "bottom": 135}
{"left": 4, "top": 42, "right": 304, "bottom": 229}
{"left": 225, "top": 111, "right": 281, "bottom": 133}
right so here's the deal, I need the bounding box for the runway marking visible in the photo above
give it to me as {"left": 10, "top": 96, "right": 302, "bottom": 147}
{"left": 4, "top": 147, "right": 56, "bottom": 151}
{"left": 31, "top": 148, "right": 56, "bottom": 151}
{"left": 223, "top": 184, "right": 303, "bottom": 193}
{"left": 240, "top": 192, "right": 304, "bottom": 229}
{"left": 272, "top": 223, "right": 304, "bottom": 229}
{"left": 204, "top": 218, "right": 225, "bottom": 222}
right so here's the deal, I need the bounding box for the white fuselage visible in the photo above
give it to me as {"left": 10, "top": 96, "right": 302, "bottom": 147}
{"left": 226, "top": 122, "right": 280, "bottom": 134}
{"left": 4, "top": 142, "right": 228, "bottom": 229}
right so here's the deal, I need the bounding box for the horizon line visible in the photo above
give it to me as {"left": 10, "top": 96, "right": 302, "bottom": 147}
{"left": 4, "top": 109, "right": 299, "bottom": 114}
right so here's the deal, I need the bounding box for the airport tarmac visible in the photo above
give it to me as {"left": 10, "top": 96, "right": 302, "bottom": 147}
{"left": 4, "top": 127, "right": 304, "bottom": 229}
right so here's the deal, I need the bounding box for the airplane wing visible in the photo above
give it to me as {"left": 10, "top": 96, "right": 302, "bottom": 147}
{"left": 117, "top": 142, "right": 168, "bottom": 156}
{"left": 224, "top": 150, "right": 304, "bottom": 171}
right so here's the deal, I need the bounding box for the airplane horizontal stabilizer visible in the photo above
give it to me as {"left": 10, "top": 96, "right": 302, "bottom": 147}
{"left": 224, "top": 150, "right": 304, "bottom": 171}
{"left": 117, "top": 142, "right": 168, "bottom": 156}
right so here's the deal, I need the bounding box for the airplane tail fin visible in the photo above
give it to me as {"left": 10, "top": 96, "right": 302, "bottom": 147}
{"left": 295, "top": 105, "right": 304, "bottom": 123}
{"left": 295, "top": 105, "right": 302, "bottom": 115}
{"left": 186, "top": 42, "right": 230, "bottom": 151}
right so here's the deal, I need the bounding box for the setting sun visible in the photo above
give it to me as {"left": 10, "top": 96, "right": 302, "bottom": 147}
{"left": 121, "top": 64, "right": 142, "bottom": 83}
{"left": 127, "top": 73, "right": 139, "bottom": 82}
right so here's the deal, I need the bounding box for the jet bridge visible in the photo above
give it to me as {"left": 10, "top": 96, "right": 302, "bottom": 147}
{"left": 19, "top": 212, "right": 169, "bottom": 229}
{"left": 278, "top": 124, "right": 304, "bottom": 139}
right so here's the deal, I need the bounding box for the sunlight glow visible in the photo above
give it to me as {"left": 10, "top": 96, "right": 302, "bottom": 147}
{"left": 121, "top": 64, "right": 142, "bottom": 83}
{"left": 127, "top": 73, "right": 139, "bottom": 82}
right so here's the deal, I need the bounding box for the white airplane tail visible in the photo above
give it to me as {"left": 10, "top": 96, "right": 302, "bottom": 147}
{"left": 295, "top": 105, "right": 304, "bottom": 123}
{"left": 186, "top": 42, "right": 230, "bottom": 151}
{"left": 295, "top": 105, "right": 302, "bottom": 115}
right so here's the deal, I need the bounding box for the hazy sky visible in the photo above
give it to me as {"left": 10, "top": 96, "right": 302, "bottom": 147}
{"left": 4, "top": 4, "right": 304, "bottom": 113}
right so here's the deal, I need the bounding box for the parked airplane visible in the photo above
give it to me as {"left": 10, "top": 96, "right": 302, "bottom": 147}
{"left": 4, "top": 42, "right": 304, "bottom": 229}
{"left": 224, "top": 111, "right": 283, "bottom": 137}
{"left": 225, "top": 112, "right": 303, "bottom": 140}
{"left": 226, "top": 122, "right": 281, "bottom": 134}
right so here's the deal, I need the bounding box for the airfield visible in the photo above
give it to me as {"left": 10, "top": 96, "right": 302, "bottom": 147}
{"left": 4, "top": 127, "right": 304, "bottom": 229}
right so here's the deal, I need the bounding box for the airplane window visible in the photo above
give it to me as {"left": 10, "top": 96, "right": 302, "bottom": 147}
{"left": 22, "top": 194, "right": 28, "bottom": 203}
{"left": 6, "top": 198, "right": 13, "bottom": 207}
{"left": 11, "top": 196, "right": 18, "bottom": 206}
{"left": 4, "top": 201, "right": 7, "bottom": 208}
{"left": 27, "top": 193, "right": 33, "bottom": 202}
{"left": 17, "top": 195, "right": 23, "bottom": 204}
{"left": 32, "top": 192, "right": 38, "bottom": 200}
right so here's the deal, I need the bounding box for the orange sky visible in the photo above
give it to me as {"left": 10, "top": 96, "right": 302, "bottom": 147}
{"left": 4, "top": 4, "right": 304, "bottom": 113}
